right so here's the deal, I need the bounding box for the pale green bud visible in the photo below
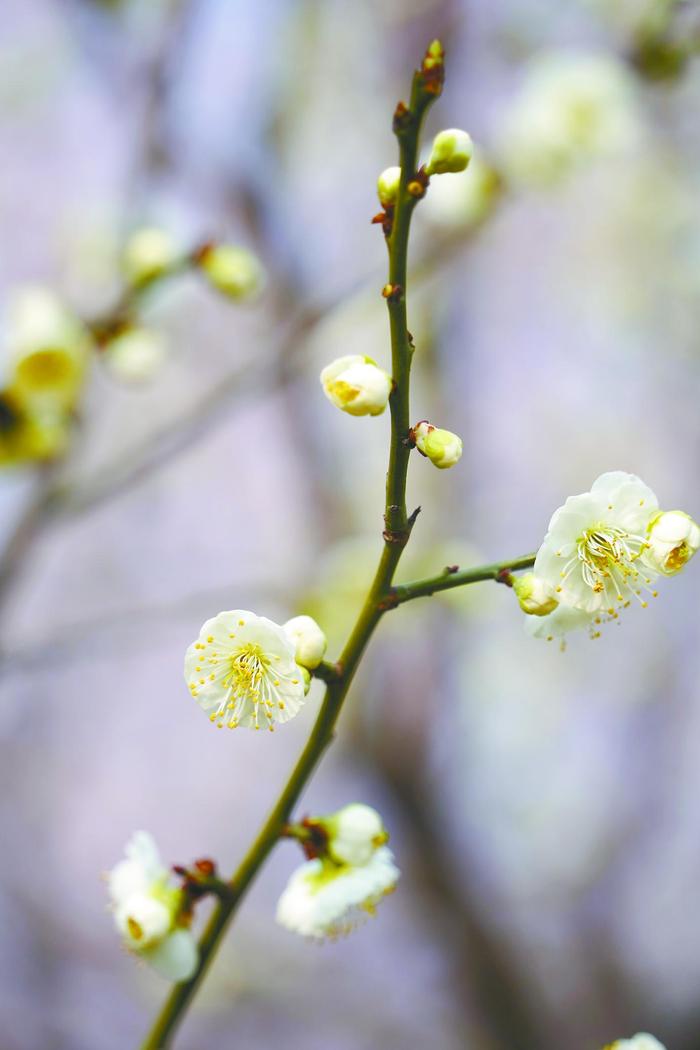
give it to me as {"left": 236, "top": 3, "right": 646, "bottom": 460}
{"left": 301, "top": 666, "right": 312, "bottom": 695}
{"left": 122, "top": 228, "right": 180, "bottom": 286}
{"left": 377, "top": 166, "right": 401, "bottom": 207}
{"left": 644, "top": 510, "right": 700, "bottom": 575}
{"left": 425, "top": 128, "right": 473, "bottom": 175}
{"left": 104, "top": 326, "right": 167, "bottom": 383}
{"left": 320, "top": 355, "right": 392, "bottom": 417}
{"left": 283, "top": 614, "right": 327, "bottom": 670}
{"left": 196, "top": 245, "right": 264, "bottom": 301}
{"left": 513, "top": 573, "right": 559, "bottom": 616}
{"left": 413, "top": 421, "right": 463, "bottom": 469}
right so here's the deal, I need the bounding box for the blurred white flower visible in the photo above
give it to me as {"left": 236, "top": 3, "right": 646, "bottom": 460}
{"left": 122, "top": 227, "right": 180, "bottom": 287}
{"left": 377, "top": 166, "right": 401, "bottom": 207}
{"left": 4, "top": 285, "right": 90, "bottom": 410}
{"left": 512, "top": 572, "right": 559, "bottom": 616}
{"left": 608, "top": 1034, "right": 667, "bottom": 1050}
{"left": 320, "top": 355, "right": 391, "bottom": 417}
{"left": 425, "top": 128, "right": 473, "bottom": 175}
{"left": 107, "top": 831, "right": 197, "bottom": 982}
{"left": 103, "top": 326, "right": 167, "bottom": 383}
{"left": 644, "top": 510, "right": 700, "bottom": 576}
{"left": 283, "top": 614, "right": 327, "bottom": 670}
{"left": 534, "top": 472, "right": 659, "bottom": 615}
{"left": 498, "top": 53, "right": 642, "bottom": 186}
{"left": 196, "top": 244, "right": 264, "bottom": 301}
{"left": 184, "top": 610, "right": 307, "bottom": 730}
{"left": 276, "top": 845, "right": 399, "bottom": 940}
{"left": 586, "top": 0, "right": 677, "bottom": 37}
{"left": 412, "top": 421, "right": 463, "bottom": 469}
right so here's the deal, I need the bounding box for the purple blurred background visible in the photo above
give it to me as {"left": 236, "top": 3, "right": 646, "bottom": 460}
{"left": 1, "top": 1, "right": 700, "bottom": 1047}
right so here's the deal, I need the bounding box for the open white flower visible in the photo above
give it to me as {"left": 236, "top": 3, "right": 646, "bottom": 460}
{"left": 185, "top": 610, "right": 307, "bottom": 730}
{"left": 283, "top": 614, "right": 327, "bottom": 670}
{"left": 607, "top": 1034, "right": 667, "bottom": 1050}
{"left": 276, "top": 845, "right": 399, "bottom": 940}
{"left": 535, "top": 472, "right": 659, "bottom": 615}
{"left": 320, "top": 355, "right": 392, "bottom": 417}
{"left": 644, "top": 510, "right": 700, "bottom": 575}
{"left": 499, "top": 53, "right": 641, "bottom": 186}
{"left": 107, "top": 831, "right": 198, "bottom": 982}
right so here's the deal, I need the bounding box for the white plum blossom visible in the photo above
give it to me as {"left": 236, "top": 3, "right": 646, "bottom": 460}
{"left": 534, "top": 472, "right": 660, "bottom": 616}
{"left": 608, "top": 1035, "right": 667, "bottom": 1050}
{"left": 377, "top": 166, "right": 401, "bottom": 207}
{"left": 184, "top": 610, "right": 307, "bottom": 730}
{"left": 325, "top": 803, "right": 389, "bottom": 866}
{"left": 320, "top": 355, "right": 392, "bottom": 417}
{"left": 413, "top": 421, "right": 463, "bottom": 469}
{"left": 512, "top": 572, "right": 559, "bottom": 616}
{"left": 107, "top": 832, "right": 198, "bottom": 982}
{"left": 276, "top": 845, "right": 399, "bottom": 940}
{"left": 425, "top": 129, "right": 473, "bottom": 175}
{"left": 499, "top": 53, "right": 642, "bottom": 186}
{"left": 644, "top": 510, "right": 700, "bottom": 575}
{"left": 283, "top": 614, "right": 327, "bottom": 670}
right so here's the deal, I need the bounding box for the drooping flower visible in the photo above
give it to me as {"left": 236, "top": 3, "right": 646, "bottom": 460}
{"left": 195, "top": 244, "right": 264, "bottom": 301}
{"left": 377, "top": 166, "right": 401, "bottom": 207}
{"left": 412, "top": 421, "right": 463, "bottom": 469}
{"left": 320, "top": 355, "right": 392, "bottom": 417}
{"left": 644, "top": 510, "right": 700, "bottom": 576}
{"left": 425, "top": 129, "right": 473, "bottom": 175}
{"left": 512, "top": 572, "right": 559, "bottom": 616}
{"left": 122, "top": 227, "right": 180, "bottom": 287}
{"left": 276, "top": 845, "right": 399, "bottom": 940}
{"left": 283, "top": 614, "right": 327, "bottom": 670}
{"left": 605, "top": 1034, "right": 667, "bottom": 1050}
{"left": 107, "top": 831, "right": 198, "bottom": 982}
{"left": 4, "top": 286, "right": 90, "bottom": 411}
{"left": 184, "top": 610, "right": 307, "bottom": 730}
{"left": 534, "top": 472, "right": 660, "bottom": 615}
{"left": 498, "top": 53, "right": 642, "bottom": 186}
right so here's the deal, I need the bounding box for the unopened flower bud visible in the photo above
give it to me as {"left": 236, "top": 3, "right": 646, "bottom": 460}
{"left": 283, "top": 614, "right": 327, "bottom": 670}
{"left": 320, "top": 355, "right": 391, "bottom": 417}
{"left": 377, "top": 166, "right": 401, "bottom": 207}
{"left": 104, "top": 326, "right": 167, "bottom": 383}
{"left": 122, "top": 228, "right": 180, "bottom": 287}
{"left": 425, "top": 129, "right": 473, "bottom": 175}
{"left": 413, "top": 421, "right": 463, "bottom": 469}
{"left": 644, "top": 510, "right": 700, "bottom": 575}
{"left": 513, "top": 573, "right": 559, "bottom": 616}
{"left": 323, "top": 803, "right": 389, "bottom": 866}
{"left": 196, "top": 245, "right": 264, "bottom": 301}
{"left": 301, "top": 666, "right": 312, "bottom": 695}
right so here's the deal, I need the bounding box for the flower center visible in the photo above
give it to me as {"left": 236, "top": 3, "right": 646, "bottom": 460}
{"left": 575, "top": 524, "right": 655, "bottom": 607}
{"left": 223, "top": 642, "right": 269, "bottom": 698}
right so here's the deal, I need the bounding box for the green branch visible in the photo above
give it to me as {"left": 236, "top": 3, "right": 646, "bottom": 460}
{"left": 140, "top": 44, "right": 442, "bottom": 1050}
{"left": 390, "top": 553, "right": 537, "bottom": 606}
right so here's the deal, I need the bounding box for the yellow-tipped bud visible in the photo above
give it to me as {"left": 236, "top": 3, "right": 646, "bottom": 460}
{"left": 644, "top": 510, "right": 700, "bottom": 576}
{"left": 425, "top": 128, "right": 473, "bottom": 175}
{"left": 512, "top": 573, "right": 559, "bottom": 616}
{"left": 122, "top": 227, "right": 180, "bottom": 287}
{"left": 320, "top": 355, "right": 392, "bottom": 417}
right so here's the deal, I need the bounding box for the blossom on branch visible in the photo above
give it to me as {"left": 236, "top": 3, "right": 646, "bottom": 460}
{"left": 283, "top": 614, "right": 327, "bottom": 670}
{"left": 107, "top": 832, "right": 198, "bottom": 982}
{"left": 184, "top": 610, "right": 307, "bottom": 730}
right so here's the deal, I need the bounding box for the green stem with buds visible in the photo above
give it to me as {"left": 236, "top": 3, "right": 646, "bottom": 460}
{"left": 141, "top": 44, "right": 529, "bottom": 1049}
